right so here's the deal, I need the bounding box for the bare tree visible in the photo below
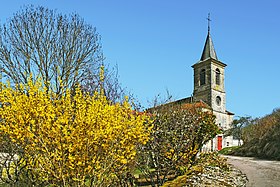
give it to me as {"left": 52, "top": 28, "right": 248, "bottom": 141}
{"left": 81, "top": 64, "right": 129, "bottom": 104}
{"left": 0, "top": 5, "right": 103, "bottom": 94}
{"left": 225, "top": 116, "right": 252, "bottom": 146}
{"left": 136, "top": 104, "right": 218, "bottom": 186}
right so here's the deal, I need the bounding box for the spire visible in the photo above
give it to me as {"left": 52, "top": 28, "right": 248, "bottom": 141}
{"left": 200, "top": 13, "right": 218, "bottom": 61}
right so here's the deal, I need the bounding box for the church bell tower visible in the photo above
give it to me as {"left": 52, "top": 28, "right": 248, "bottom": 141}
{"left": 191, "top": 15, "right": 234, "bottom": 151}
{"left": 192, "top": 15, "right": 227, "bottom": 114}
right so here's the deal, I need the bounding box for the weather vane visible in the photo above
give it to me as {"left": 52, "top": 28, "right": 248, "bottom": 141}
{"left": 207, "top": 13, "right": 211, "bottom": 32}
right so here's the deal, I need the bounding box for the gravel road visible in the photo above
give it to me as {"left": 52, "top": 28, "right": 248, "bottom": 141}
{"left": 224, "top": 155, "right": 280, "bottom": 187}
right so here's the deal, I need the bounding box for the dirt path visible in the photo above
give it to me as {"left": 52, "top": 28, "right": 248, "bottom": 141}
{"left": 224, "top": 155, "right": 280, "bottom": 187}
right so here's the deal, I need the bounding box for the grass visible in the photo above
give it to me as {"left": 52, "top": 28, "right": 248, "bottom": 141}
{"left": 219, "top": 146, "right": 240, "bottom": 155}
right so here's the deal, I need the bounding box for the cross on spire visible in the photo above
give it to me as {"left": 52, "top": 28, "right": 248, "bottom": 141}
{"left": 207, "top": 13, "right": 211, "bottom": 33}
{"left": 200, "top": 13, "right": 218, "bottom": 61}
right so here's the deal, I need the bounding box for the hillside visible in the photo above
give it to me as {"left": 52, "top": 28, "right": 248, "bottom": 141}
{"left": 232, "top": 108, "right": 280, "bottom": 160}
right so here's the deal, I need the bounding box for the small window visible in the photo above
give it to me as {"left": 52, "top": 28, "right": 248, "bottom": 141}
{"left": 216, "top": 68, "right": 221, "bottom": 85}
{"left": 200, "top": 69, "right": 206, "bottom": 86}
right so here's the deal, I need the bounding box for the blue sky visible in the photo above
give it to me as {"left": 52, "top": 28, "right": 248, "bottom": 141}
{"left": 0, "top": 0, "right": 280, "bottom": 118}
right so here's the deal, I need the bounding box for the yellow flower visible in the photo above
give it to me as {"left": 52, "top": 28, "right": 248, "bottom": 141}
{"left": 0, "top": 78, "right": 152, "bottom": 185}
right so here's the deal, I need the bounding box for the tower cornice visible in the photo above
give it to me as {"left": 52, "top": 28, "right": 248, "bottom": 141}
{"left": 192, "top": 58, "right": 227, "bottom": 69}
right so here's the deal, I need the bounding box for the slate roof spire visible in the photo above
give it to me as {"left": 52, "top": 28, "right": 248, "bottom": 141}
{"left": 200, "top": 13, "right": 218, "bottom": 61}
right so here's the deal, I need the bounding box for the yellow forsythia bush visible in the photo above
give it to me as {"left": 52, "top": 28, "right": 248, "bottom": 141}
{"left": 0, "top": 80, "right": 151, "bottom": 186}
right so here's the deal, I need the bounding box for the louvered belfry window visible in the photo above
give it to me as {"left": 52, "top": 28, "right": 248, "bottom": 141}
{"left": 200, "top": 69, "right": 206, "bottom": 86}
{"left": 216, "top": 68, "right": 221, "bottom": 85}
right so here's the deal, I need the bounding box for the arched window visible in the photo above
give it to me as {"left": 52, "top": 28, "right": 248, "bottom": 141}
{"left": 200, "top": 69, "right": 206, "bottom": 86}
{"left": 216, "top": 68, "right": 221, "bottom": 85}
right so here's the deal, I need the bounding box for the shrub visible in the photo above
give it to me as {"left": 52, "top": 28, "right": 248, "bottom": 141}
{"left": 0, "top": 79, "right": 151, "bottom": 186}
{"left": 136, "top": 104, "right": 219, "bottom": 186}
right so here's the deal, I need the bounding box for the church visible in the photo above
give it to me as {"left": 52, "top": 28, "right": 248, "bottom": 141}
{"left": 173, "top": 20, "right": 234, "bottom": 151}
